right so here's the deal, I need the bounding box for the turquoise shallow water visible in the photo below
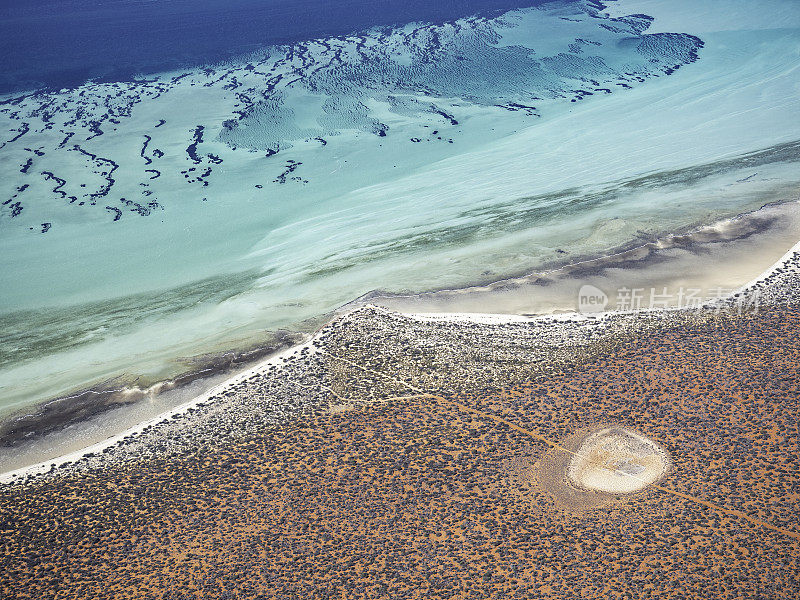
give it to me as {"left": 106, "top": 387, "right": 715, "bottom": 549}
{"left": 0, "top": 0, "right": 799, "bottom": 417}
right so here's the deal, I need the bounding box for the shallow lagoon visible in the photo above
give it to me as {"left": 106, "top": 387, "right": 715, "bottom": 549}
{"left": 0, "top": 0, "right": 799, "bottom": 417}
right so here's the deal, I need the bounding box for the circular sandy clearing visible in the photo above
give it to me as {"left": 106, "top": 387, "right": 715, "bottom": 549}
{"left": 567, "top": 426, "right": 670, "bottom": 494}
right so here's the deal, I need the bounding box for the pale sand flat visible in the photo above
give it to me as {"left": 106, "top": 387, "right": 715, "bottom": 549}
{"left": 567, "top": 427, "right": 670, "bottom": 494}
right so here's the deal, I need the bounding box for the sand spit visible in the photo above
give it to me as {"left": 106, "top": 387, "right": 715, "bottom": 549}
{"left": 2, "top": 219, "right": 800, "bottom": 599}
{"left": 2, "top": 282, "right": 800, "bottom": 597}
{"left": 3, "top": 200, "right": 798, "bottom": 478}
{"left": 3, "top": 230, "right": 800, "bottom": 485}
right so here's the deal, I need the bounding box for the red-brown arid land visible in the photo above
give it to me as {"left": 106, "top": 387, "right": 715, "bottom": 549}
{"left": 2, "top": 249, "right": 800, "bottom": 600}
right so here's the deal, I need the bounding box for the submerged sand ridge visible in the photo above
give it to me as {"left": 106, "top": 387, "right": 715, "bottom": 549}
{"left": 567, "top": 426, "right": 670, "bottom": 494}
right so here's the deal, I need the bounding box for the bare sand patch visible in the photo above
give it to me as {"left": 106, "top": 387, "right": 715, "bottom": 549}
{"left": 519, "top": 424, "right": 670, "bottom": 511}
{"left": 567, "top": 426, "right": 670, "bottom": 494}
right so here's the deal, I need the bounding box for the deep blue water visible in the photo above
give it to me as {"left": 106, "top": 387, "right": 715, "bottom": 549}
{"left": 0, "top": 0, "right": 554, "bottom": 94}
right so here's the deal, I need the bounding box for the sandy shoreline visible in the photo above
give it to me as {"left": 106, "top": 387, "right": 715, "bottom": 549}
{"left": 365, "top": 200, "right": 800, "bottom": 316}
{"left": 2, "top": 200, "right": 799, "bottom": 484}
{"left": 3, "top": 221, "right": 800, "bottom": 597}
{"left": 0, "top": 329, "right": 307, "bottom": 443}
{"left": 0, "top": 340, "right": 318, "bottom": 484}
{"left": 2, "top": 198, "right": 797, "bottom": 438}
{"left": 6, "top": 252, "right": 799, "bottom": 598}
